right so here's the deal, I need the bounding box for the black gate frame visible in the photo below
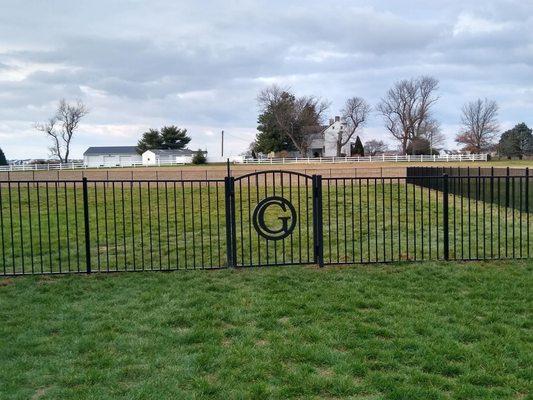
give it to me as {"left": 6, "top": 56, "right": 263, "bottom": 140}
{"left": 224, "top": 171, "right": 324, "bottom": 268}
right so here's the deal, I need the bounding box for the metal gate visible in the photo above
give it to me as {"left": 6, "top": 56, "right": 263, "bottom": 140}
{"left": 225, "top": 171, "right": 323, "bottom": 267}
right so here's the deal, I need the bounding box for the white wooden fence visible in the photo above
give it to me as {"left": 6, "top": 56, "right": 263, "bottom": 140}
{"left": 0, "top": 153, "right": 487, "bottom": 172}
{"left": 0, "top": 161, "right": 179, "bottom": 172}
{"left": 240, "top": 154, "right": 488, "bottom": 165}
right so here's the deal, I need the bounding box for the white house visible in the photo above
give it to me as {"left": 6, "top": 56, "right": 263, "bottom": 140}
{"left": 307, "top": 116, "right": 353, "bottom": 157}
{"left": 83, "top": 146, "right": 142, "bottom": 167}
{"left": 142, "top": 149, "right": 203, "bottom": 165}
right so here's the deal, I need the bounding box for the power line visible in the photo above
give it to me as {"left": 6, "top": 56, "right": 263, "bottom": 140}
{"left": 224, "top": 132, "right": 253, "bottom": 144}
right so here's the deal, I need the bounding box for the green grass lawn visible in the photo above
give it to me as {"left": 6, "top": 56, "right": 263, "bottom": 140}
{"left": 1, "top": 260, "right": 531, "bottom": 399}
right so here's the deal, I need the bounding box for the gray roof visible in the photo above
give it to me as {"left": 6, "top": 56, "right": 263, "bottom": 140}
{"left": 144, "top": 148, "right": 204, "bottom": 156}
{"left": 83, "top": 146, "right": 139, "bottom": 156}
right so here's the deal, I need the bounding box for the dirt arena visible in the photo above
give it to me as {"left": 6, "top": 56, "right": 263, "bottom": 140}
{"left": 0, "top": 160, "right": 529, "bottom": 181}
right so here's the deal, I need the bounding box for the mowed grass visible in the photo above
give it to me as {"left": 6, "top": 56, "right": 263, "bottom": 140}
{"left": 1, "top": 260, "right": 532, "bottom": 399}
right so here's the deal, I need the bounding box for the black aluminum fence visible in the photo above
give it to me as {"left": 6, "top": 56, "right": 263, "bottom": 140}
{"left": 407, "top": 166, "right": 532, "bottom": 210}
{"left": 0, "top": 179, "right": 228, "bottom": 275}
{"left": 0, "top": 170, "right": 531, "bottom": 276}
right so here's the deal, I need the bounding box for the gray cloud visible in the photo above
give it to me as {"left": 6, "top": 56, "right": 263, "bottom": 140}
{"left": 0, "top": 0, "right": 531, "bottom": 158}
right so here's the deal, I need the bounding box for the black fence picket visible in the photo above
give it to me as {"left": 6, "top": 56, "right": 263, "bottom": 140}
{"left": 0, "top": 168, "right": 531, "bottom": 276}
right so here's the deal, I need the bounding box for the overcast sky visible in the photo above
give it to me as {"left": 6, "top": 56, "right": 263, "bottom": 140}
{"left": 0, "top": 0, "right": 531, "bottom": 159}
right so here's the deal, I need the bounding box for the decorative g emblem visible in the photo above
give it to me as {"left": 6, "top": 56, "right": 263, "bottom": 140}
{"left": 252, "top": 196, "right": 297, "bottom": 240}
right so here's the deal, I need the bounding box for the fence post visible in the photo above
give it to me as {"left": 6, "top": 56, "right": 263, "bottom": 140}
{"left": 526, "top": 167, "right": 529, "bottom": 211}
{"left": 224, "top": 176, "right": 236, "bottom": 268}
{"left": 443, "top": 174, "right": 449, "bottom": 261}
{"left": 526, "top": 168, "right": 529, "bottom": 258}
{"left": 506, "top": 167, "right": 510, "bottom": 208}
{"left": 312, "top": 175, "right": 324, "bottom": 267}
{"left": 82, "top": 177, "right": 91, "bottom": 274}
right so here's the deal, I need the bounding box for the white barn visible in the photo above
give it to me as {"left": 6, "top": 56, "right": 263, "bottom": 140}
{"left": 83, "top": 146, "right": 141, "bottom": 167}
{"left": 142, "top": 149, "right": 203, "bottom": 165}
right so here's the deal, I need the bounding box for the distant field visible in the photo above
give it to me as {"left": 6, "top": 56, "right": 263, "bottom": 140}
{"left": 1, "top": 159, "right": 531, "bottom": 181}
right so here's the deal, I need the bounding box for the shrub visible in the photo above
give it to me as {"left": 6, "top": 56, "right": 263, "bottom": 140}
{"left": 351, "top": 136, "right": 364, "bottom": 156}
{"left": 192, "top": 149, "right": 207, "bottom": 164}
{"left": 0, "top": 147, "right": 7, "bottom": 166}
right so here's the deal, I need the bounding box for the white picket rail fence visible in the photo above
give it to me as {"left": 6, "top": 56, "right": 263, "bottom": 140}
{"left": 240, "top": 154, "right": 488, "bottom": 165}
{"left": 0, "top": 153, "right": 488, "bottom": 172}
{"left": 0, "top": 160, "right": 185, "bottom": 172}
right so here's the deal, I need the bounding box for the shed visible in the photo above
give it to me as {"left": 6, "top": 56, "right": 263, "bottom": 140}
{"left": 83, "top": 146, "right": 141, "bottom": 167}
{"left": 142, "top": 149, "right": 203, "bottom": 165}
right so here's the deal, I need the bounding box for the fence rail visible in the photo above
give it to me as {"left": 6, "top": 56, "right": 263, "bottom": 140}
{"left": 241, "top": 154, "right": 488, "bottom": 165}
{"left": 0, "top": 160, "right": 188, "bottom": 172}
{"left": 0, "top": 167, "right": 530, "bottom": 276}
{"left": 1, "top": 153, "right": 487, "bottom": 172}
{"left": 0, "top": 162, "right": 86, "bottom": 172}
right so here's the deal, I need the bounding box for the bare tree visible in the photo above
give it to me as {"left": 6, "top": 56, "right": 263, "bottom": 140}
{"left": 376, "top": 76, "right": 439, "bottom": 154}
{"left": 35, "top": 99, "right": 89, "bottom": 163}
{"left": 329, "top": 97, "right": 371, "bottom": 156}
{"left": 364, "top": 139, "right": 389, "bottom": 156}
{"left": 418, "top": 118, "right": 445, "bottom": 152}
{"left": 456, "top": 98, "right": 499, "bottom": 153}
{"left": 257, "top": 85, "right": 329, "bottom": 156}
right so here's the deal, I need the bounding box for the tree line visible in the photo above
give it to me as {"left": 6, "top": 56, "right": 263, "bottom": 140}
{"left": 26, "top": 99, "right": 204, "bottom": 163}
{"left": 2, "top": 84, "right": 530, "bottom": 165}
{"left": 252, "top": 76, "right": 533, "bottom": 159}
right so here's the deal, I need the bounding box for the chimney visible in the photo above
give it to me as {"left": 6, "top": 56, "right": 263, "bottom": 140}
{"left": 329, "top": 118, "right": 334, "bottom": 125}
{"left": 335, "top": 116, "right": 340, "bottom": 122}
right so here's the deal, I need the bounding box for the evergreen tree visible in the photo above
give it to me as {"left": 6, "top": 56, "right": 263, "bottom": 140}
{"left": 256, "top": 86, "right": 327, "bottom": 156}
{"left": 0, "top": 147, "right": 7, "bottom": 165}
{"left": 137, "top": 126, "right": 192, "bottom": 153}
{"left": 137, "top": 129, "right": 163, "bottom": 154}
{"left": 160, "top": 126, "right": 191, "bottom": 150}
{"left": 192, "top": 149, "right": 207, "bottom": 164}
{"left": 254, "top": 105, "right": 296, "bottom": 155}
{"left": 351, "top": 136, "right": 364, "bottom": 156}
{"left": 498, "top": 123, "right": 533, "bottom": 159}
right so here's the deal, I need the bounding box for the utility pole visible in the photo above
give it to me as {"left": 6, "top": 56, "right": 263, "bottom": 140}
{"left": 221, "top": 130, "right": 224, "bottom": 157}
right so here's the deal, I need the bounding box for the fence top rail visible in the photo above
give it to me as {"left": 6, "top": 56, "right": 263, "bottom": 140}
{"left": 234, "top": 169, "right": 314, "bottom": 180}
{"left": 241, "top": 154, "right": 488, "bottom": 164}
{"left": 86, "top": 179, "right": 226, "bottom": 183}
{"left": 322, "top": 174, "right": 530, "bottom": 181}
{"left": 0, "top": 180, "right": 84, "bottom": 184}
{"left": 448, "top": 175, "right": 530, "bottom": 179}
{"left": 0, "top": 178, "right": 226, "bottom": 184}
{"left": 1, "top": 174, "right": 529, "bottom": 185}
